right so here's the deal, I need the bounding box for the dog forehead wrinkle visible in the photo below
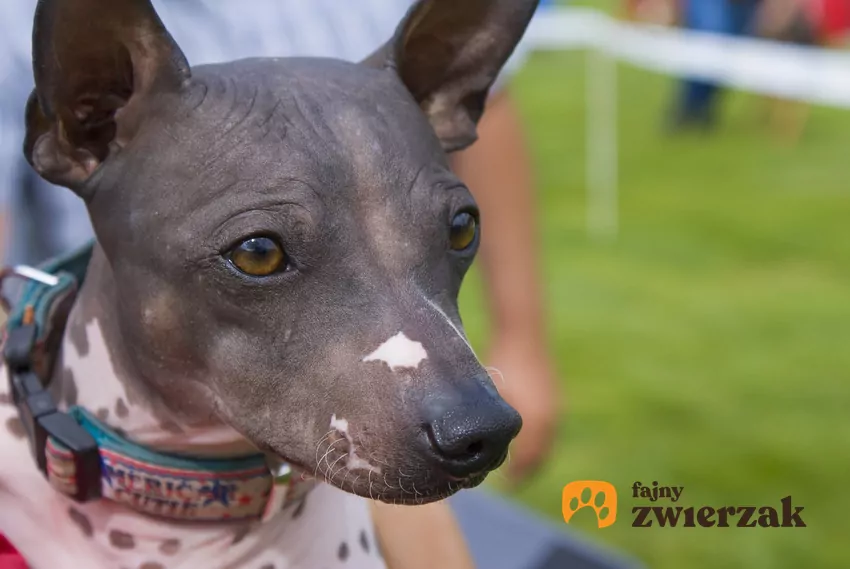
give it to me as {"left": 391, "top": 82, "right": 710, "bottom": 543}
{"left": 162, "top": 74, "right": 391, "bottom": 210}
{"left": 362, "top": 332, "right": 428, "bottom": 372}
{"left": 190, "top": 60, "right": 373, "bottom": 151}
{"left": 153, "top": 70, "right": 296, "bottom": 172}
{"left": 160, "top": 61, "right": 437, "bottom": 228}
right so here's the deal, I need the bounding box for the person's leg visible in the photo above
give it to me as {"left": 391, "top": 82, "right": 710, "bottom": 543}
{"left": 449, "top": 88, "right": 560, "bottom": 484}
{"left": 690, "top": 81, "right": 720, "bottom": 125}
{"left": 670, "top": 0, "right": 728, "bottom": 129}
{"left": 769, "top": 5, "right": 818, "bottom": 145}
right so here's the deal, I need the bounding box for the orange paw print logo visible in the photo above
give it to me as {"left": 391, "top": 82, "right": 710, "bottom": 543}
{"left": 562, "top": 481, "right": 617, "bottom": 528}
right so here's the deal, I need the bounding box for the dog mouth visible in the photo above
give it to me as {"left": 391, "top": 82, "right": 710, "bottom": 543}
{"left": 296, "top": 429, "right": 495, "bottom": 505}
{"left": 449, "top": 472, "right": 488, "bottom": 492}
{"left": 338, "top": 469, "right": 490, "bottom": 506}
{"left": 260, "top": 417, "right": 501, "bottom": 505}
{"left": 263, "top": 441, "right": 492, "bottom": 505}
{"left": 392, "top": 471, "right": 490, "bottom": 505}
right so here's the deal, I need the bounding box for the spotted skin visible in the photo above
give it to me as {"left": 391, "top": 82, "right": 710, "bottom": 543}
{"left": 115, "top": 398, "right": 130, "bottom": 419}
{"left": 0, "top": 316, "right": 386, "bottom": 569}
{"left": 109, "top": 530, "right": 136, "bottom": 550}
{"left": 68, "top": 508, "right": 94, "bottom": 538}
{"left": 158, "top": 539, "right": 181, "bottom": 555}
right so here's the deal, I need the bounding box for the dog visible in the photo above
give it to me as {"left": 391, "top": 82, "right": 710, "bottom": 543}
{"left": 0, "top": 0, "right": 538, "bottom": 567}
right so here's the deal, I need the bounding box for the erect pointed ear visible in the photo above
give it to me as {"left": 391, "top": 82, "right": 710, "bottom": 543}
{"left": 24, "top": 0, "right": 190, "bottom": 192}
{"left": 363, "top": 0, "right": 539, "bottom": 153}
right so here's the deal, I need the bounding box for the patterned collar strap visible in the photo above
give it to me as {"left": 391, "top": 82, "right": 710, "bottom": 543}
{"left": 3, "top": 240, "right": 315, "bottom": 522}
{"left": 45, "top": 406, "right": 315, "bottom": 522}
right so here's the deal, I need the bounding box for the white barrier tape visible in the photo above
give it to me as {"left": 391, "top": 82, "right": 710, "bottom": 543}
{"left": 527, "top": 7, "right": 850, "bottom": 108}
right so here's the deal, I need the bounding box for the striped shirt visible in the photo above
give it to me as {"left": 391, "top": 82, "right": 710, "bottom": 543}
{"left": 0, "top": 0, "right": 540, "bottom": 266}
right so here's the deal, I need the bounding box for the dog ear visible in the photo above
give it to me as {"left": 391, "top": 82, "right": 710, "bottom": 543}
{"left": 363, "top": 0, "right": 538, "bottom": 153}
{"left": 24, "top": 0, "right": 190, "bottom": 193}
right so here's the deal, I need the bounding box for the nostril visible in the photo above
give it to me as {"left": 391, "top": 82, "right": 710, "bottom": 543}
{"left": 465, "top": 440, "right": 483, "bottom": 457}
{"left": 425, "top": 423, "right": 485, "bottom": 461}
{"left": 425, "top": 422, "right": 440, "bottom": 453}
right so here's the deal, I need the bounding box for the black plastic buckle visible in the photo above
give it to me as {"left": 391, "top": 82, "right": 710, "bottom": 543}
{"left": 5, "top": 324, "right": 101, "bottom": 502}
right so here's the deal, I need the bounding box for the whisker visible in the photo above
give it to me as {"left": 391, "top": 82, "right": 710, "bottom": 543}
{"left": 490, "top": 469, "right": 508, "bottom": 483}
{"left": 382, "top": 472, "right": 399, "bottom": 491}
{"left": 485, "top": 366, "right": 506, "bottom": 385}
{"left": 366, "top": 451, "right": 392, "bottom": 469}
{"left": 348, "top": 473, "right": 361, "bottom": 491}
{"left": 328, "top": 452, "right": 348, "bottom": 481}
{"left": 315, "top": 438, "right": 344, "bottom": 480}
{"left": 313, "top": 431, "right": 334, "bottom": 469}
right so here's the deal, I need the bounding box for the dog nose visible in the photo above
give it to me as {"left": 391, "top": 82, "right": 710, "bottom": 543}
{"left": 422, "top": 388, "right": 522, "bottom": 479}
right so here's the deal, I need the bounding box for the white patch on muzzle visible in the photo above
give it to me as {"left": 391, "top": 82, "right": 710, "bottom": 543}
{"left": 329, "top": 415, "right": 381, "bottom": 474}
{"left": 362, "top": 332, "right": 427, "bottom": 371}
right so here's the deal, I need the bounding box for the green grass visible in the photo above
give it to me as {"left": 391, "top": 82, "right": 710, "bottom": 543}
{"left": 457, "top": 41, "right": 850, "bottom": 569}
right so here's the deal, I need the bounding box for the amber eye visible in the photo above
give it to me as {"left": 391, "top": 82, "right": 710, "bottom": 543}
{"left": 227, "top": 236, "right": 287, "bottom": 276}
{"left": 449, "top": 211, "right": 478, "bottom": 251}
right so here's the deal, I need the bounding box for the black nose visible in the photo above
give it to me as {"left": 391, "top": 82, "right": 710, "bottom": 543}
{"left": 423, "top": 388, "right": 522, "bottom": 479}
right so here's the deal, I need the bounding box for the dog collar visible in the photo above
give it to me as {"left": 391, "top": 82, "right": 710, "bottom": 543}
{"left": 2, "top": 241, "right": 314, "bottom": 522}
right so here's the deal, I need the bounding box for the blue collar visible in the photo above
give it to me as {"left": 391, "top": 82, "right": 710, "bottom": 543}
{"left": 3, "top": 241, "right": 313, "bottom": 522}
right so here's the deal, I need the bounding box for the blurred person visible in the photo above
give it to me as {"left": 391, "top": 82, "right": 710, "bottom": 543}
{"left": 0, "top": 0, "right": 560, "bottom": 487}
{"left": 667, "top": 0, "right": 763, "bottom": 131}
{"left": 755, "top": 0, "right": 820, "bottom": 144}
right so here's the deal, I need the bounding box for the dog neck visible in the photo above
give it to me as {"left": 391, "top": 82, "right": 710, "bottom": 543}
{"left": 49, "top": 245, "right": 257, "bottom": 459}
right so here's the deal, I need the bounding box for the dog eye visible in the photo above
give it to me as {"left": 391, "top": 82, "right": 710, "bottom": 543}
{"left": 227, "top": 236, "right": 287, "bottom": 276}
{"left": 449, "top": 211, "right": 478, "bottom": 251}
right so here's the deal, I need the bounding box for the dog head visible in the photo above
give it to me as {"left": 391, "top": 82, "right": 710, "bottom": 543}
{"left": 24, "top": 0, "right": 538, "bottom": 503}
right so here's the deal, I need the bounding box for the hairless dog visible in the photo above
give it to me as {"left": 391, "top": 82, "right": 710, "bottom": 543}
{"left": 0, "top": 0, "right": 538, "bottom": 567}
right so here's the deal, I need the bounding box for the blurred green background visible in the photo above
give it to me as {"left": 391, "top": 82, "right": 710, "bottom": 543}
{"left": 458, "top": 2, "right": 850, "bottom": 568}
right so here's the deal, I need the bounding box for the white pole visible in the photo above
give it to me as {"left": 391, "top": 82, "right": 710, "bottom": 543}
{"left": 586, "top": 46, "right": 619, "bottom": 241}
